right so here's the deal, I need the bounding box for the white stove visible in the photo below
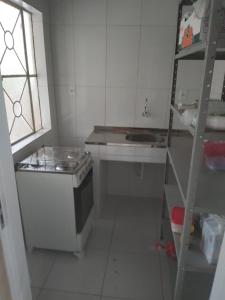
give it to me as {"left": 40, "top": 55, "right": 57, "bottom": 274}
{"left": 16, "top": 146, "right": 94, "bottom": 256}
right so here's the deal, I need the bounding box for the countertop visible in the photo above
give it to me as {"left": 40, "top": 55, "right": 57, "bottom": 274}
{"left": 85, "top": 126, "right": 168, "bottom": 148}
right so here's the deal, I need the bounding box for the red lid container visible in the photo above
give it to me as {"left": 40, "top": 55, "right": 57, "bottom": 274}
{"left": 172, "top": 207, "right": 185, "bottom": 225}
{"left": 204, "top": 141, "right": 225, "bottom": 157}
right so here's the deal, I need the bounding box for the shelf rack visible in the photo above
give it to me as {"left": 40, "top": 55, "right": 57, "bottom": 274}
{"left": 161, "top": 1, "right": 225, "bottom": 299}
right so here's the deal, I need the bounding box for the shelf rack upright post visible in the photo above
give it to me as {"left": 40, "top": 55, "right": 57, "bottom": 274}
{"left": 162, "top": 0, "right": 225, "bottom": 299}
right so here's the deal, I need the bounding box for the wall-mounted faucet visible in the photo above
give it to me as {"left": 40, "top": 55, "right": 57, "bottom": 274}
{"left": 142, "top": 97, "right": 151, "bottom": 118}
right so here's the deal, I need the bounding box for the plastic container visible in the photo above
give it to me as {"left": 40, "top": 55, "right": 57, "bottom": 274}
{"left": 181, "top": 109, "right": 198, "bottom": 126}
{"left": 171, "top": 207, "right": 185, "bottom": 233}
{"left": 201, "top": 215, "right": 225, "bottom": 264}
{"left": 204, "top": 141, "right": 225, "bottom": 171}
{"left": 207, "top": 115, "right": 225, "bottom": 130}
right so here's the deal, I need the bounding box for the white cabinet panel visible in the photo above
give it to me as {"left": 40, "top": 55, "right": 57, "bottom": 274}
{"left": 16, "top": 172, "right": 76, "bottom": 251}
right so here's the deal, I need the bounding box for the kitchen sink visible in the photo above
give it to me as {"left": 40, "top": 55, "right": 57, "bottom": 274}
{"left": 125, "top": 133, "right": 165, "bottom": 143}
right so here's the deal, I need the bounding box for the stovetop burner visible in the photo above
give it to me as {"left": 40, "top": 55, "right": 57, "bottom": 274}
{"left": 16, "top": 146, "right": 90, "bottom": 174}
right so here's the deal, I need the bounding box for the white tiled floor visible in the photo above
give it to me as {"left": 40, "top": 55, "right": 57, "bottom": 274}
{"left": 28, "top": 195, "right": 169, "bottom": 300}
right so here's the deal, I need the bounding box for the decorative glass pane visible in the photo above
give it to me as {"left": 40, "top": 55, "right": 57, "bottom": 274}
{"left": 0, "top": 1, "right": 19, "bottom": 32}
{"left": 13, "top": 14, "right": 27, "bottom": 72}
{"left": 2, "top": 77, "right": 34, "bottom": 144}
{"left": 24, "top": 11, "right": 36, "bottom": 75}
{"left": 3, "top": 77, "right": 27, "bottom": 102}
{"left": 0, "top": 15, "right": 26, "bottom": 75}
{"left": 0, "top": 1, "right": 26, "bottom": 75}
{"left": 10, "top": 116, "right": 33, "bottom": 144}
{"left": 0, "top": 1, "right": 43, "bottom": 145}
{"left": 30, "top": 77, "right": 42, "bottom": 130}
{"left": 20, "top": 80, "right": 34, "bottom": 130}
{"left": 4, "top": 92, "right": 14, "bottom": 130}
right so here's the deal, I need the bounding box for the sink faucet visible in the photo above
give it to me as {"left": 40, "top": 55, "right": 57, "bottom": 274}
{"left": 142, "top": 97, "right": 151, "bottom": 118}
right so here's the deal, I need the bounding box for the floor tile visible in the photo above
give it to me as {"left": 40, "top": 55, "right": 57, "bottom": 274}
{"left": 100, "top": 196, "right": 119, "bottom": 220}
{"left": 103, "top": 251, "right": 163, "bottom": 300}
{"left": 159, "top": 253, "right": 175, "bottom": 300}
{"left": 39, "top": 289, "right": 100, "bottom": 300}
{"left": 101, "top": 298, "right": 131, "bottom": 300}
{"left": 45, "top": 250, "right": 108, "bottom": 294}
{"left": 116, "top": 197, "right": 162, "bottom": 222}
{"left": 102, "top": 298, "right": 133, "bottom": 300}
{"left": 111, "top": 220, "right": 159, "bottom": 254}
{"left": 32, "top": 288, "right": 40, "bottom": 300}
{"left": 87, "top": 220, "right": 114, "bottom": 251}
{"left": 27, "top": 249, "right": 56, "bottom": 288}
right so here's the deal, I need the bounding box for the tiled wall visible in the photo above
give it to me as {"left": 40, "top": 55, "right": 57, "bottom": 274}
{"left": 49, "top": 0, "right": 225, "bottom": 146}
{"left": 49, "top": 0, "right": 225, "bottom": 198}
{"left": 50, "top": 0, "right": 180, "bottom": 146}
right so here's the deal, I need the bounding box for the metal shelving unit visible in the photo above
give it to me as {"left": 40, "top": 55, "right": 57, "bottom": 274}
{"left": 162, "top": 0, "right": 225, "bottom": 299}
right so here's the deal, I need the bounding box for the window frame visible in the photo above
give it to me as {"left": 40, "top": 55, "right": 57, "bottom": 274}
{"left": 0, "top": 0, "right": 43, "bottom": 146}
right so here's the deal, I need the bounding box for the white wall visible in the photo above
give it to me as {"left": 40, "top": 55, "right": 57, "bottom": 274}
{"left": 13, "top": 0, "right": 58, "bottom": 163}
{"left": 50, "top": 0, "right": 181, "bottom": 147}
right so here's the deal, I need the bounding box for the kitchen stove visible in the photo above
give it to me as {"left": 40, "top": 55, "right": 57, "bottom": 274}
{"left": 16, "top": 146, "right": 94, "bottom": 256}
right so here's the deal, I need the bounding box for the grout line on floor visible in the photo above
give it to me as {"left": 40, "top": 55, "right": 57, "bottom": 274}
{"left": 99, "top": 214, "right": 117, "bottom": 297}
{"left": 37, "top": 251, "right": 58, "bottom": 295}
{"left": 37, "top": 287, "right": 102, "bottom": 298}
{"left": 159, "top": 251, "right": 166, "bottom": 300}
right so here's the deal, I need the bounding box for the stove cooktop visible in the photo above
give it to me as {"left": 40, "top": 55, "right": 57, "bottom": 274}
{"left": 16, "top": 146, "right": 90, "bottom": 174}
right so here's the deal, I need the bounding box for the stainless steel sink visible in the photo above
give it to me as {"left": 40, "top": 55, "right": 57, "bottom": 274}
{"left": 125, "top": 133, "right": 165, "bottom": 143}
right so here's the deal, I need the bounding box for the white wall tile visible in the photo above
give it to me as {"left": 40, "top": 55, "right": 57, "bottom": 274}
{"left": 138, "top": 26, "right": 176, "bottom": 89}
{"left": 58, "top": 135, "right": 86, "bottom": 148}
{"left": 73, "top": 0, "right": 106, "bottom": 25}
{"left": 50, "top": 0, "right": 73, "bottom": 25}
{"left": 107, "top": 0, "right": 142, "bottom": 26}
{"left": 106, "top": 88, "right": 136, "bottom": 126}
{"left": 142, "top": 0, "right": 179, "bottom": 26}
{"left": 135, "top": 89, "right": 170, "bottom": 128}
{"left": 51, "top": 25, "right": 75, "bottom": 86}
{"left": 74, "top": 26, "right": 106, "bottom": 86}
{"left": 54, "top": 86, "right": 76, "bottom": 120}
{"left": 76, "top": 87, "right": 106, "bottom": 137}
{"left": 57, "top": 116, "right": 76, "bottom": 138}
{"left": 107, "top": 26, "right": 140, "bottom": 87}
{"left": 54, "top": 86, "right": 77, "bottom": 138}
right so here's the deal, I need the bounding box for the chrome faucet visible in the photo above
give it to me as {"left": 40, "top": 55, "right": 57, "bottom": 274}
{"left": 142, "top": 97, "right": 151, "bottom": 118}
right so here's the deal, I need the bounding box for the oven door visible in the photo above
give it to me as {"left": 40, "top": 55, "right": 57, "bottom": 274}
{"left": 74, "top": 169, "right": 93, "bottom": 234}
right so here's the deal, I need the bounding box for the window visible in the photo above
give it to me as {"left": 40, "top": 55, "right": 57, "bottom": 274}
{"left": 0, "top": 0, "right": 42, "bottom": 145}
